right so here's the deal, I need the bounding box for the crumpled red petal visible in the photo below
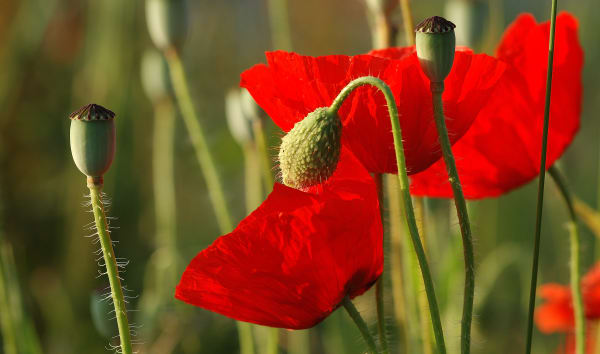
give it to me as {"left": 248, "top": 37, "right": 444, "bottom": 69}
{"left": 410, "top": 12, "right": 583, "bottom": 199}
{"left": 175, "top": 147, "right": 382, "bottom": 329}
{"left": 241, "top": 48, "right": 506, "bottom": 175}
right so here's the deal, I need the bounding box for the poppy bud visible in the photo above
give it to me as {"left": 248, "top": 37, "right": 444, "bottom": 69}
{"left": 145, "top": 0, "right": 188, "bottom": 52}
{"left": 141, "top": 49, "right": 172, "bottom": 103}
{"left": 69, "top": 104, "right": 116, "bottom": 181}
{"left": 279, "top": 107, "right": 341, "bottom": 190}
{"left": 225, "top": 89, "right": 261, "bottom": 146}
{"left": 415, "top": 16, "right": 456, "bottom": 83}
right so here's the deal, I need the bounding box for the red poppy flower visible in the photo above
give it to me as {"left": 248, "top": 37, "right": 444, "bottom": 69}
{"left": 240, "top": 45, "right": 509, "bottom": 175}
{"left": 409, "top": 12, "right": 583, "bottom": 198}
{"left": 536, "top": 263, "right": 600, "bottom": 333}
{"left": 175, "top": 147, "right": 383, "bottom": 329}
{"left": 536, "top": 263, "right": 600, "bottom": 353}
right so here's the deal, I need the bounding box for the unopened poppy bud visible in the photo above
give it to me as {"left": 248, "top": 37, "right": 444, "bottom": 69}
{"left": 145, "top": 0, "right": 188, "bottom": 52}
{"left": 279, "top": 107, "right": 341, "bottom": 190}
{"left": 141, "top": 49, "right": 172, "bottom": 102}
{"left": 415, "top": 16, "right": 456, "bottom": 83}
{"left": 69, "top": 104, "right": 116, "bottom": 182}
{"left": 225, "top": 89, "right": 254, "bottom": 145}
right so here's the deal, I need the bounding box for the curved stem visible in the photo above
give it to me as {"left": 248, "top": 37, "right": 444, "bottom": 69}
{"left": 430, "top": 82, "right": 474, "bottom": 354}
{"left": 88, "top": 180, "right": 133, "bottom": 354}
{"left": 164, "top": 49, "right": 233, "bottom": 232}
{"left": 330, "top": 76, "right": 446, "bottom": 354}
{"left": 549, "top": 166, "right": 585, "bottom": 354}
{"left": 399, "top": 0, "right": 415, "bottom": 46}
{"left": 525, "top": 0, "right": 558, "bottom": 352}
{"left": 343, "top": 296, "right": 380, "bottom": 354}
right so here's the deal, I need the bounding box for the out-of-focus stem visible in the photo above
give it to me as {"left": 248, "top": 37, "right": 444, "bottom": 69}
{"left": 525, "top": 0, "right": 558, "bottom": 352}
{"left": 373, "top": 174, "right": 389, "bottom": 354}
{"left": 399, "top": 0, "right": 415, "bottom": 46}
{"left": 88, "top": 181, "right": 132, "bottom": 354}
{"left": 267, "top": 0, "right": 293, "bottom": 51}
{"left": 343, "top": 296, "right": 380, "bottom": 354}
{"left": 549, "top": 166, "right": 584, "bottom": 354}
{"left": 152, "top": 99, "right": 178, "bottom": 296}
{"left": 252, "top": 119, "right": 273, "bottom": 193}
{"left": 164, "top": 49, "right": 233, "bottom": 233}
{"left": 414, "top": 197, "right": 432, "bottom": 354}
{"left": 0, "top": 242, "right": 18, "bottom": 354}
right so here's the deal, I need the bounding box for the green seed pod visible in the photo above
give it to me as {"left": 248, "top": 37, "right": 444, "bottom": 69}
{"left": 145, "top": 0, "right": 189, "bottom": 52}
{"left": 141, "top": 49, "right": 172, "bottom": 103}
{"left": 415, "top": 16, "right": 456, "bottom": 83}
{"left": 279, "top": 107, "right": 342, "bottom": 190}
{"left": 69, "top": 104, "right": 116, "bottom": 180}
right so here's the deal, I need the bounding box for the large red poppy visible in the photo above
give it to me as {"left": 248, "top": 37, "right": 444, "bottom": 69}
{"left": 175, "top": 147, "right": 383, "bottom": 329}
{"left": 409, "top": 13, "right": 583, "bottom": 198}
{"left": 240, "top": 45, "right": 508, "bottom": 175}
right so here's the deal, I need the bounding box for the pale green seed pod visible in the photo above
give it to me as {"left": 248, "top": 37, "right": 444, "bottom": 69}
{"left": 415, "top": 16, "right": 456, "bottom": 83}
{"left": 146, "top": 0, "right": 189, "bottom": 52}
{"left": 69, "top": 104, "right": 116, "bottom": 179}
{"left": 279, "top": 107, "right": 341, "bottom": 190}
{"left": 141, "top": 49, "right": 172, "bottom": 102}
{"left": 444, "top": 0, "right": 487, "bottom": 47}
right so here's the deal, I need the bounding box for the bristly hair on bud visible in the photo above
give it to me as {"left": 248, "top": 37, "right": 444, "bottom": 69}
{"left": 278, "top": 107, "right": 342, "bottom": 190}
{"left": 415, "top": 16, "right": 456, "bottom": 34}
{"left": 69, "top": 104, "right": 115, "bottom": 121}
{"left": 415, "top": 16, "right": 456, "bottom": 83}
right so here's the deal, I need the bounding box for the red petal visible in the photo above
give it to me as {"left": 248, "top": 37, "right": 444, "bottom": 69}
{"left": 535, "top": 284, "right": 574, "bottom": 333}
{"left": 240, "top": 50, "right": 504, "bottom": 175}
{"left": 175, "top": 148, "right": 383, "bottom": 329}
{"left": 410, "top": 12, "right": 582, "bottom": 198}
{"left": 583, "top": 263, "right": 600, "bottom": 319}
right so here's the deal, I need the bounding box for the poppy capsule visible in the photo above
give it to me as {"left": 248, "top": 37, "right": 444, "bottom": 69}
{"left": 145, "top": 0, "right": 189, "bottom": 52}
{"left": 415, "top": 16, "right": 456, "bottom": 83}
{"left": 69, "top": 104, "right": 116, "bottom": 182}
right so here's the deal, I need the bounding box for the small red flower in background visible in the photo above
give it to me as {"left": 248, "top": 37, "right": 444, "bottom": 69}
{"left": 409, "top": 13, "right": 583, "bottom": 199}
{"left": 536, "top": 263, "right": 600, "bottom": 353}
{"left": 240, "top": 45, "right": 509, "bottom": 175}
{"left": 176, "top": 147, "right": 382, "bottom": 329}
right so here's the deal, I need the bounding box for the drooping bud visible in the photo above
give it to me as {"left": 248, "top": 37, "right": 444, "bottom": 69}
{"left": 225, "top": 89, "right": 257, "bottom": 145}
{"left": 279, "top": 107, "right": 342, "bottom": 190}
{"left": 69, "top": 104, "right": 116, "bottom": 182}
{"left": 141, "top": 49, "right": 172, "bottom": 103}
{"left": 145, "top": 0, "right": 189, "bottom": 52}
{"left": 415, "top": 16, "right": 456, "bottom": 83}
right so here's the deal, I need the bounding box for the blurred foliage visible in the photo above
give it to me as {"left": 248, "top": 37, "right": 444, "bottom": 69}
{"left": 0, "top": 0, "right": 598, "bottom": 353}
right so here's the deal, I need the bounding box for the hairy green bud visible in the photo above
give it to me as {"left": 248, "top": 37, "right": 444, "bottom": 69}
{"left": 415, "top": 16, "right": 456, "bottom": 83}
{"left": 69, "top": 104, "right": 116, "bottom": 181}
{"left": 279, "top": 108, "right": 342, "bottom": 190}
{"left": 146, "top": 0, "right": 189, "bottom": 52}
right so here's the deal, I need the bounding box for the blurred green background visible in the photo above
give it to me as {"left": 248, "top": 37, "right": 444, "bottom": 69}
{"left": 0, "top": 0, "right": 599, "bottom": 353}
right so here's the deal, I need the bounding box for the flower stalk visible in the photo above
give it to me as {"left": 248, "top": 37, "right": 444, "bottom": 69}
{"left": 343, "top": 296, "right": 380, "bottom": 354}
{"left": 548, "top": 166, "right": 585, "bottom": 354}
{"left": 525, "top": 0, "right": 559, "bottom": 352}
{"left": 330, "top": 76, "right": 446, "bottom": 354}
{"left": 88, "top": 179, "right": 133, "bottom": 354}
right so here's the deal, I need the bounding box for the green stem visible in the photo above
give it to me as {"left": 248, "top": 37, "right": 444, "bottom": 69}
{"left": 88, "top": 180, "right": 133, "bottom": 354}
{"left": 152, "top": 100, "right": 178, "bottom": 297}
{"left": 373, "top": 173, "right": 389, "bottom": 354}
{"left": 252, "top": 119, "right": 274, "bottom": 193}
{"left": 525, "top": 0, "right": 558, "bottom": 352}
{"left": 549, "top": 166, "right": 585, "bottom": 354}
{"left": 430, "top": 82, "right": 474, "bottom": 354}
{"left": 414, "top": 196, "right": 433, "bottom": 354}
{"left": 267, "top": 0, "right": 293, "bottom": 50}
{"left": 164, "top": 49, "right": 233, "bottom": 232}
{"left": 0, "top": 243, "right": 18, "bottom": 354}
{"left": 330, "top": 76, "right": 446, "bottom": 354}
{"left": 343, "top": 296, "right": 380, "bottom": 354}
{"left": 399, "top": 0, "right": 415, "bottom": 46}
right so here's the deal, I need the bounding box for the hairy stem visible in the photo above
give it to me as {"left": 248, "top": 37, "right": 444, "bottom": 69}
{"left": 164, "top": 49, "right": 233, "bottom": 233}
{"left": 430, "top": 82, "right": 474, "bottom": 354}
{"left": 330, "top": 76, "right": 446, "bottom": 354}
{"left": 88, "top": 180, "right": 132, "bottom": 354}
{"left": 549, "top": 166, "right": 584, "bottom": 354}
{"left": 343, "top": 296, "right": 380, "bottom": 354}
{"left": 525, "top": 0, "right": 558, "bottom": 352}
